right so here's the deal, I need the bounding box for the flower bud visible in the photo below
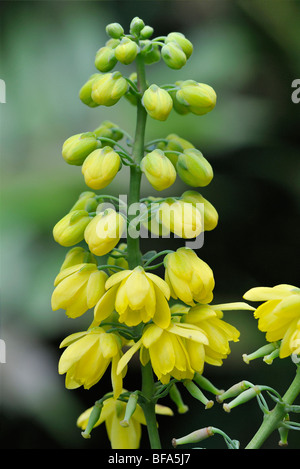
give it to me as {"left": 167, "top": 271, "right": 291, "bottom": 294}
{"left": 161, "top": 42, "right": 187, "bottom": 70}
{"left": 140, "top": 149, "right": 176, "bottom": 191}
{"left": 105, "top": 38, "right": 120, "bottom": 49}
{"left": 157, "top": 133, "right": 194, "bottom": 166}
{"left": 165, "top": 32, "right": 193, "bottom": 59}
{"left": 176, "top": 80, "right": 217, "bottom": 115}
{"left": 70, "top": 191, "right": 98, "bottom": 212}
{"left": 106, "top": 22, "right": 124, "bottom": 39}
{"left": 59, "top": 247, "right": 97, "bottom": 271}
{"left": 82, "top": 146, "right": 121, "bottom": 190}
{"left": 84, "top": 208, "right": 126, "bottom": 256}
{"left": 182, "top": 190, "right": 218, "bottom": 231}
{"left": 93, "top": 120, "right": 123, "bottom": 142}
{"left": 142, "top": 84, "right": 173, "bottom": 121}
{"left": 169, "top": 88, "right": 190, "bottom": 115}
{"left": 53, "top": 210, "right": 91, "bottom": 247}
{"left": 140, "top": 25, "right": 154, "bottom": 39}
{"left": 114, "top": 37, "right": 139, "bottom": 65}
{"left": 129, "top": 17, "right": 145, "bottom": 36}
{"left": 140, "top": 41, "right": 161, "bottom": 65}
{"left": 79, "top": 74, "right": 102, "bottom": 108}
{"left": 94, "top": 46, "right": 117, "bottom": 72}
{"left": 158, "top": 199, "right": 202, "bottom": 239}
{"left": 62, "top": 133, "right": 99, "bottom": 166}
{"left": 91, "top": 72, "right": 128, "bottom": 107}
{"left": 176, "top": 148, "right": 213, "bottom": 187}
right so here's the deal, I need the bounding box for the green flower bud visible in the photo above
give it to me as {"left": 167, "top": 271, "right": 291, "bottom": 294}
{"left": 106, "top": 22, "right": 124, "bottom": 39}
{"left": 142, "top": 84, "right": 173, "bottom": 121}
{"left": 140, "top": 149, "right": 176, "bottom": 191}
{"left": 79, "top": 74, "right": 102, "bottom": 107}
{"left": 169, "top": 89, "right": 190, "bottom": 115}
{"left": 141, "top": 41, "right": 161, "bottom": 65}
{"left": 91, "top": 72, "right": 128, "bottom": 106}
{"left": 182, "top": 190, "right": 218, "bottom": 231}
{"left": 93, "top": 120, "right": 123, "bottom": 142}
{"left": 161, "top": 42, "right": 187, "bottom": 69}
{"left": 130, "top": 17, "right": 145, "bottom": 36}
{"left": 176, "top": 80, "right": 217, "bottom": 115}
{"left": 94, "top": 46, "right": 117, "bottom": 72}
{"left": 70, "top": 191, "right": 97, "bottom": 212}
{"left": 158, "top": 133, "right": 194, "bottom": 166}
{"left": 53, "top": 210, "right": 91, "bottom": 247}
{"left": 62, "top": 133, "right": 99, "bottom": 166}
{"left": 59, "top": 246, "right": 97, "bottom": 271}
{"left": 140, "top": 25, "right": 154, "bottom": 39}
{"left": 166, "top": 32, "right": 193, "bottom": 59}
{"left": 176, "top": 148, "right": 213, "bottom": 187}
{"left": 114, "top": 37, "right": 139, "bottom": 65}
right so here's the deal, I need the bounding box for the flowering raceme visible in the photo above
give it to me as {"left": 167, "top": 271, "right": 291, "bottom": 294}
{"left": 244, "top": 284, "right": 300, "bottom": 358}
{"left": 58, "top": 328, "right": 124, "bottom": 397}
{"left": 93, "top": 266, "right": 171, "bottom": 328}
{"left": 51, "top": 263, "right": 107, "bottom": 318}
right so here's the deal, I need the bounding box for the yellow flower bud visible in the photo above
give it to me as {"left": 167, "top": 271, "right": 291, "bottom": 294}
{"left": 176, "top": 148, "right": 213, "bottom": 187}
{"left": 84, "top": 208, "right": 126, "bottom": 256}
{"left": 164, "top": 247, "right": 215, "bottom": 305}
{"left": 157, "top": 133, "right": 194, "bottom": 166}
{"left": 142, "top": 84, "right": 173, "bottom": 121}
{"left": 182, "top": 190, "right": 218, "bottom": 231}
{"left": 62, "top": 133, "right": 99, "bottom": 166}
{"left": 105, "top": 38, "right": 121, "bottom": 49}
{"left": 93, "top": 120, "right": 123, "bottom": 142}
{"left": 94, "top": 46, "right": 117, "bottom": 72}
{"left": 157, "top": 199, "right": 202, "bottom": 239}
{"left": 169, "top": 88, "right": 190, "bottom": 115}
{"left": 114, "top": 38, "right": 139, "bottom": 65}
{"left": 53, "top": 210, "right": 91, "bottom": 247}
{"left": 161, "top": 42, "right": 187, "bottom": 70}
{"left": 140, "top": 149, "right": 176, "bottom": 191}
{"left": 106, "top": 22, "right": 124, "bottom": 39}
{"left": 165, "top": 32, "right": 193, "bottom": 59}
{"left": 82, "top": 146, "right": 121, "bottom": 190}
{"left": 79, "top": 74, "right": 102, "bottom": 108}
{"left": 91, "top": 72, "right": 128, "bottom": 106}
{"left": 176, "top": 80, "right": 217, "bottom": 115}
{"left": 59, "top": 247, "right": 97, "bottom": 271}
{"left": 70, "top": 191, "right": 97, "bottom": 212}
{"left": 52, "top": 263, "right": 107, "bottom": 318}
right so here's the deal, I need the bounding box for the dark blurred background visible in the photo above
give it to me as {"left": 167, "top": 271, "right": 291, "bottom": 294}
{"left": 0, "top": 0, "right": 299, "bottom": 450}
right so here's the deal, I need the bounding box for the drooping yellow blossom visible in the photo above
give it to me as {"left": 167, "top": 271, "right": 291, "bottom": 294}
{"left": 51, "top": 263, "right": 107, "bottom": 318}
{"left": 140, "top": 149, "right": 177, "bottom": 191}
{"left": 84, "top": 208, "right": 126, "bottom": 256}
{"left": 81, "top": 146, "right": 121, "bottom": 190}
{"left": 181, "top": 302, "right": 253, "bottom": 366}
{"left": 117, "top": 319, "right": 209, "bottom": 384}
{"left": 244, "top": 284, "right": 300, "bottom": 358}
{"left": 157, "top": 199, "right": 202, "bottom": 239}
{"left": 93, "top": 266, "right": 171, "bottom": 328}
{"left": 164, "top": 247, "right": 215, "bottom": 305}
{"left": 58, "top": 328, "right": 124, "bottom": 398}
{"left": 77, "top": 394, "right": 173, "bottom": 449}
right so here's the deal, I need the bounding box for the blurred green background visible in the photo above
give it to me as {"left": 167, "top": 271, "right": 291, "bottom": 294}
{"left": 1, "top": 0, "right": 299, "bottom": 450}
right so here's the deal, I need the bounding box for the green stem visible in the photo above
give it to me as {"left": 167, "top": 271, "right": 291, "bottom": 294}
{"left": 141, "top": 361, "right": 162, "bottom": 449}
{"left": 245, "top": 365, "right": 300, "bottom": 449}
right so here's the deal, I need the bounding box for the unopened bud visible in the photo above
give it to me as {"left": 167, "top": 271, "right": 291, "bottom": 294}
{"left": 165, "top": 32, "right": 193, "bottom": 59}
{"left": 91, "top": 72, "right": 128, "bottom": 106}
{"left": 79, "top": 74, "right": 102, "bottom": 108}
{"left": 114, "top": 37, "right": 139, "bottom": 65}
{"left": 82, "top": 146, "right": 121, "bottom": 190}
{"left": 141, "top": 41, "right": 161, "bottom": 65}
{"left": 106, "top": 22, "right": 124, "bottom": 39}
{"left": 182, "top": 191, "right": 218, "bottom": 231}
{"left": 172, "top": 427, "right": 214, "bottom": 447}
{"left": 140, "top": 25, "right": 154, "bottom": 39}
{"left": 161, "top": 42, "right": 187, "bottom": 70}
{"left": 93, "top": 120, "right": 123, "bottom": 142}
{"left": 158, "top": 133, "right": 194, "bottom": 166}
{"left": 59, "top": 246, "right": 96, "bottom": 271}
{"left": 130, "top": 17, "right": 145, "bottom": 36}
{"left": 53, "top": 210, "right": 91, "bottom": 247}
{"left": 176, "top": 80, "right": 217, "bottom": 116}
{"left": 176, "top": 148, "right": 213, "bottom": 187}
{"left": 95, "top": 46, "right": 117, "bottom": 72}
{"left": 62, "top": 132, "right": 99, "bottom": 166}
{"left": 70, "top": 191, "right": 97, "bottom": 212}
{"left": 140, "top": 149, "right": 176, "bottom": 191}
{"left": 142, "top": 84, "right": 173, "bottom": 121}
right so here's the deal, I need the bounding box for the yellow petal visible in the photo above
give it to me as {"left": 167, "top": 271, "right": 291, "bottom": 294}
{"left": 105, "top": 270, "right": 132, "bottom": 290}
{"left": 243, "top": 285, "right": 296, "bottom": 302}
{"left": 93, "top": 285, "right": 118, "bottom": 324}
{"left": 117, "top": 339, "right": 143, "bottom": 376}
{"left": 145, "top": 272, "right": 170, "bottom": 299}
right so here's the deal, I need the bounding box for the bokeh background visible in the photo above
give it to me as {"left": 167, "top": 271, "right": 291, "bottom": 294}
{"left": 1, "top": 0, "right": 299, "bottom": 450}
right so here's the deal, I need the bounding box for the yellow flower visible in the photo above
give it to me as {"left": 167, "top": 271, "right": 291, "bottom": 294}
{"left": 142, "top": 84, "right": 173, "bottom": 121}
{"left": 182, "top": 302, "right": 251, "bottom": 366}
{"left": 51, "top": 263, "right": 107, "bottom": 318}
{"left": 77, "top": 394, "right": 173, "bottom": 449}
{"left": 182, "top": 191, "right": 218, "bottom": 232}
{"left": 58, "top": 328, "right": 124, "bottom": 397}
{"left": 53, "top": 210, "right": 91, "bottom": 247}
{"left": 93, "top": 266, "right": 171, "bottom": 328}
{"left": 244, "top": 284, "right": 300, "bottom": 358}
{"left": 84, "top": 209, "right": 126, "bottom": 256}
{"left": 164, "top": 247, "right": 215, "bottom": 305}
{"left": 117, "top": 319, "right": 209, "bottom": 384}
{"left": 81, "top": 146, "right": 121, "bottom": 190}
{"left": 140, "top": 149, "right": 176, "bottom": 191}
{"left": 157, "top": 199, "right": 202, "bottom": 239}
